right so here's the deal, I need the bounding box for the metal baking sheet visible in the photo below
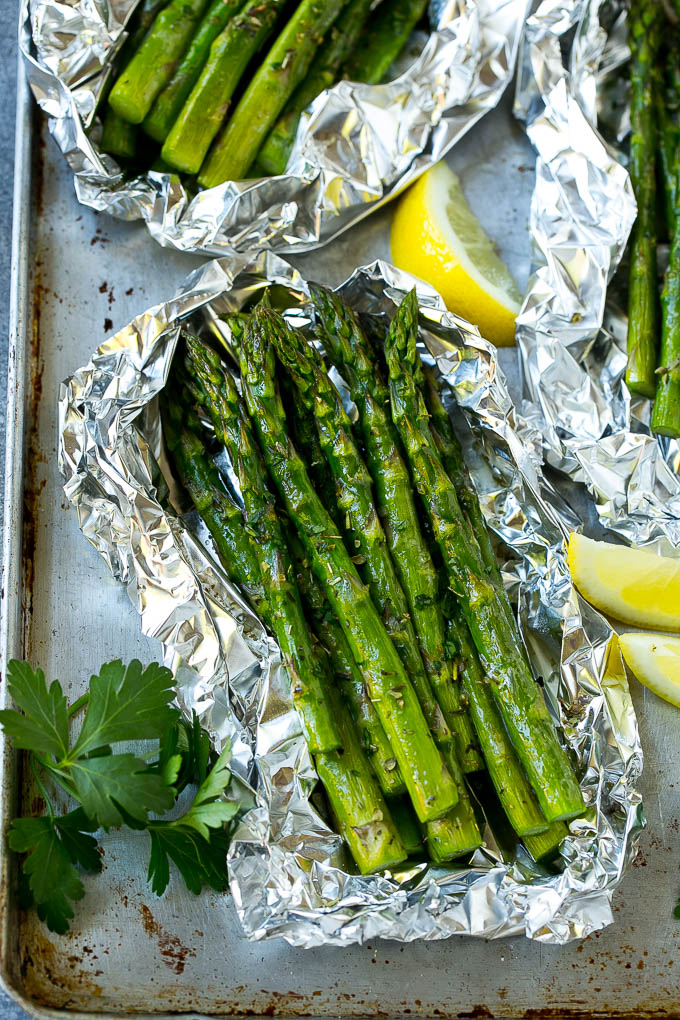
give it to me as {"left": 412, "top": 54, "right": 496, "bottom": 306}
{"left": 1, "top": 66, "right": 680, "bottom": 1020}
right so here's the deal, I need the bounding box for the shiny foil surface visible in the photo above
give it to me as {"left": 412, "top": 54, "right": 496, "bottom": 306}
{"left": 22, "top": 0, "right": 526, "bottom": 255}
{"left": 59, "top": 253, "right": 644, "bottom": 946}
{"left": 514, "top": 0, "right": 680, "bottom": 551}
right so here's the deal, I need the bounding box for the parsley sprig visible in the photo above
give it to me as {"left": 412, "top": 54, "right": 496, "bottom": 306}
{"left": 0, "top": 659, "right": 241, "bottom": 934}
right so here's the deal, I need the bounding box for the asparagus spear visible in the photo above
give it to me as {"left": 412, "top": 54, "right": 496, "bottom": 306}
{"left": 656, "top": 43, "right": 680, "bottom": 240}
{"left": 625, "top": 0, "right": 662, "bottom": 397}
{"left": 449, "top": 609, "right": 549, "bottom": 837}
{"left": 198, "top": 0, "right": 349, "bottom": 186}
{"left": 270, "top": 305, "right": 451, "bottom": 751}
{"left": 161, "top": 0, "right": 287, "bottom": 173}
{"left": 421, "top": 366, "right": 504, "bottom": 595}
{"left": 315, "top": 681, "right": 408, "bottom": 874}
{"left": 424, "top": 744, "right": 482, "bottom": 863}
{"left": 651, "top": 44, "right": 680, "bottom": 436}
{"left": 100, "top": 108, "right": 137, "bottom": 159}
{"left": 161, "top": 392, "right": 267, "bottom": 616}
{"left": 109, "top": 0, "right": 211, "bottom": 124}
{"left": 127, "top": 0, "right": 171, "bottom": 50}
{"left": 143, "top": 0, "right": 247, "bottom": 142}
{"left": 287, "top": 526, "right": 407, "bottom": 797}
{"left": 523, "top": 820, "right": 567, "bottom": 864}
{"left": 255, "top": 0, "right": 375, "bottom": 176}
{"left": 310, "top": 285, "right": 481, "bottom": 772}
{"left": 181, "top": 334, "right": 342, "bottom": 755}
{"left": 385, "top": 291, "right": 585, "bottom": 824}
{"left": 343, "top": 0, "right": 427, "bottom": 85}
{"left": 651, "top": 206, "right": 680, "bottom": 436}
{"left": 387, "top": 797, "right": 423, "bottom": 856}
{"left": 240, "top": 306, "right": 458, "bottom": 823}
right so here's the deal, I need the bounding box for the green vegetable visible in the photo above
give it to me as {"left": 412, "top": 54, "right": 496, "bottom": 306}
{"left": 270, "top": 300, "right": 451, "bottom": 750}
{"left": 522, "top": 820, "right": 567, "bottom": 864}
{"left": 127, "top": 0, "right": 171, "bottom": 50}
{"left": 343, "top": 0, "right": 427, "bottom": 85}
{"left": 651, "top": 201, "right": 680, "bottom": 437}
{"left": 181, "top": 334, "right": 342, "bottom": 754}
{"left": 100, "top": 108, "right": 138, "bottom": 159}
{"left": 287, "top": 528, "right": 407, "bottom": 797}
{"left": 240, "top": 306, "right": 459, "bottom": 823}
{"left": 198, "top": 0, "right": 349, "bottom": 186}
{"left": 656, "top": 42, "right": 680, "bottom": 239}
{"left": 625, "top": 0, "right": 662, "bottom": 398}
{"left": 310, "top": 284, "right": 481, "bottom": 771}
{"left": 162, "top": 391, "right": 267, "bottom": 615}
{"left": 0, "top": 660, "right": 240, "bottom": 933}
{"left": 110, "top": 0, "right": 212, "bottom": 124}
{"left": 384, "top": 290, "right": 585, "bottom": 825}
{"left": 315, "top": 683, "right": 408, "bottom": 873}
{"left": 143, "top": 0, "right": 247, "bottom": 142}
{"left": 424, "top": 745, "right": 482, "bottom": 862}
{"left": 255, "top": 0, "right": 375, "bottom": 176}
{"left": 161, "top": 0, "right": 287, "bottom": 173}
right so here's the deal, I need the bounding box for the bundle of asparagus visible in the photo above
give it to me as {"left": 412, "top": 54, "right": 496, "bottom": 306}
{"left": 626, "top": 0, "right": 680, "bottom": 437}
{"left": 102, "top": 0, "right": 429, "bottom": 184}
{"left": 161, "top": 285, "right": 585, "bottom": 875}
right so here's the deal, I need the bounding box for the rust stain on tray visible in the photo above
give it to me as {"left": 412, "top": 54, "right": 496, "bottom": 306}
{"left": 20, "top": 931, "right": 103, "bottom": 1009}
{"left": 138, "top": 903, "right": 196, "bottom": 974}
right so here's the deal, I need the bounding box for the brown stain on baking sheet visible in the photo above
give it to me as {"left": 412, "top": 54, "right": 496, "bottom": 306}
{"left": 20, "top": 931, "right": 103, "bottom": 1009}
{"left": 138, "top": 903, "right": 196, "bottom": 975}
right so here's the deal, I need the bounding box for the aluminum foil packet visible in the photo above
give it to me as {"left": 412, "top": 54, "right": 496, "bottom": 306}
{"left": 21, "top": 0, "right": 526, "bottom": 256}
{"left": 59, "top": 252, "right": 644, "bottom": 946}
{"left": 514, "top": 0, "right": 680, "bottom": 552}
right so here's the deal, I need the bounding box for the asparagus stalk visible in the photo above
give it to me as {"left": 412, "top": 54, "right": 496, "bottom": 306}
{"left": 343, "top": 0, "right": 427, "bottom": 85}
{"left": 523, "top": 821, "right": 567, "bottom": 864}
{"left": 651, "top": 196, "right": 680, "bottom": 436}
{"left": 425, "top": 745, "right": 482, "bottom": 862}
{"left": 656, "top": 44, "right": 680, "bottom": 240}
{"left": 240, "top": 306, "right": 459, "bottom": 823}
{"left": 181, "top": 334, "right": 342, "bottom": 755}
{"left": 161, "top": 0, "right": 287, "bottom": 173}
{"left": 198, "top": 0, "right": 349, "bottom": 186}
{"left": 270, "top": 304, "right": 451, "bottom": 750}
{"left": 310, "top": 285, "right": 481, "bottom": 772}
{"left": 625, "top": 0, "right": 662, "bottom": 397}
{"left": 449, "top": 609, "right": 550, "bottom": 837}
{"left": 387, "top": 797, "right": 423, "bottom": 856}
{"left": 287, "top": 527, "right": 407, "bottom": 797}
{"left": 421, "top": 366, "right": 504, "bottom": 594}
{"left": 161, "top": 391, "right": 267, "bottom": 616}
{"left": 100, "top": 108, "right": 137, "bottom": 159}
{"left": 127, "top": 0, "right": 171, "bottom": 50}
{"left": 143, "top": 0, "right": 247, "bottom": 142}
{"left": 385, "top": 291, "right": 585, "bottom": 824}
{"left": 110, "top": 0, "right": 211, "bottom": 123}
{"left": 255, "top": 0, "right": 375, "bottom": 176}
{"left": 315, "top": 682, "right": 408, "bottom": 874}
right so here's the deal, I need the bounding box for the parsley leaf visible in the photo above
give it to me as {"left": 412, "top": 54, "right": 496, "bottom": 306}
{"left": 72, "top": 660, "right": 178, "bottom": 758}
{"left": 70, "top": 754, "right": 177, "bottom": 828}
{"left": 1, "top": 659, "right": 244, "bottom": 934}
{"left": 8, "top": 810, "right": 100, "bottom": 934}
{"left": 147, "top": 746, "right": 239, "bottom": 895}
{"left": 0, "top": 661, "right": 69, "bottom": 760}
{"left": 674, "top": 896, "right": 680, "bottom": 919}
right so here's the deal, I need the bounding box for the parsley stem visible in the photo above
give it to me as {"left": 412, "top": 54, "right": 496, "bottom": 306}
{"left": 29, "top": 755, "right": 55, "bottom": 822}
{"left": 68, "top": 693, "right": 90, "bottom": 717}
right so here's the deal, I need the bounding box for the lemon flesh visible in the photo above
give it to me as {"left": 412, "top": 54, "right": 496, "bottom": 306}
{"left": 568, "top": 533, "right": 680, "bottom": 631}
{"left": 620, "top": 633, "right": 680, "bottom": 708}
{"left": 390, "top": 161, "right": 522, "bottom": 346}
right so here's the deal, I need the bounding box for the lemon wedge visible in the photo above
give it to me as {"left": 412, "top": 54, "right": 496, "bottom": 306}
{"left": 620, "top": 633, "right": 680, "bottom": 708}
{"left": 568, "top": 533, "right": 680, "bottom": 631}
{"left": 390, "top": 161, "right": 522, "bottom": 346}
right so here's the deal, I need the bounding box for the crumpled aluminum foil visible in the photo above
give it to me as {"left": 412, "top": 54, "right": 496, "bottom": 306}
{"left": 514, "top": 0, "right": 680, "bottom": 552}
{"left": 59, "top": 252, "right": 644, "bottom": 946}
{"left": 21, "top": 0, "right": 526, "bottom": 256}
